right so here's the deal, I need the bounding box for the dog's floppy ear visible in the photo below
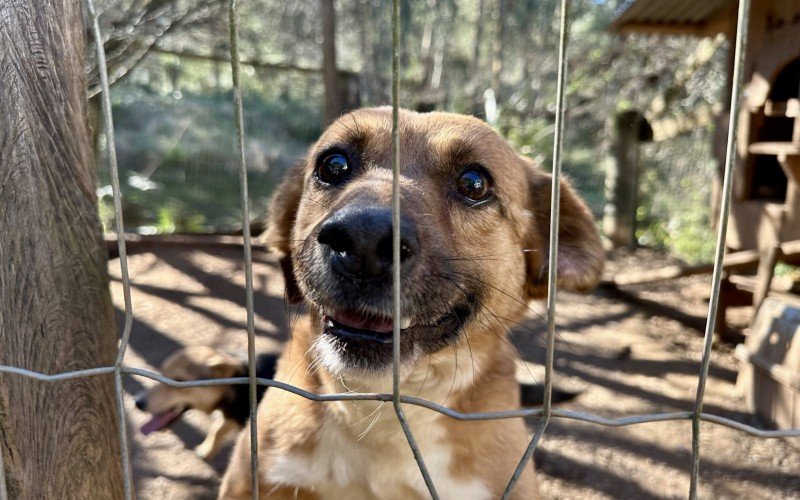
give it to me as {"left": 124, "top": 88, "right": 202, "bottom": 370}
{"left": 205, "top": 354, "right": 242, "bottom": 379}
{"left": 260, "top": 161, "right": 306, "bottom": 303}
{"left": 522, "top": 157, "right": 605, "bottom": 299}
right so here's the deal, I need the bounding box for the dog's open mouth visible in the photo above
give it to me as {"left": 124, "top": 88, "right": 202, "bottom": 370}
{"left": 140, "top": 407, "right": 186, "bottom": 435}
{"left": 324, "top": 311, "right": 408, "bottom": 344}
{"left": 322, "top": 303, "right": 473, "bottom": 347}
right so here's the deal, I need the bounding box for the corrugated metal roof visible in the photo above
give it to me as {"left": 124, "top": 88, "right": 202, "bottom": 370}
{"left": 612, "top": 0, "right": 736, "bottom": 35}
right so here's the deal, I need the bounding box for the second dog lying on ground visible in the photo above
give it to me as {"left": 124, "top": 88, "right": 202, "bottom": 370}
{"left": 134, "top": 346, "right": 277, "bottom": 460}
{"left": 134, "top": 345, "right": 577, "bottom": 461}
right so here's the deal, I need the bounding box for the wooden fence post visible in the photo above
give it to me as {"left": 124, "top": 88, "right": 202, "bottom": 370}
{"left": 0, "top": 1, "right": 124, "bottom": 497}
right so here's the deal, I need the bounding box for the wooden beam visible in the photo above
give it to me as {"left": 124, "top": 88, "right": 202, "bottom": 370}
{"left": 748, "top": 142, "right": 800, "bottom": 157}
{"left": 610, "top": 239, "right": 800, "bottom": 286}
{"left": 763, "top": 99, "right": 800, "bottom": 118}
{"left": 104, "top": 233, "right": 249, "bottom": 258}
{"left": 611, "top": 263, "right": 714, "bottom": 286}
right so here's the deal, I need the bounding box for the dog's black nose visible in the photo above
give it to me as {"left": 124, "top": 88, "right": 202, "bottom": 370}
{"left": 134, "top": 393, "right": 147, "bottom": 411}
{"left": 318, "top": 206, "right": 419, "bottom": 280}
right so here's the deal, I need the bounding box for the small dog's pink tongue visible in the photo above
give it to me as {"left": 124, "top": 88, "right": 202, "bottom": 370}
{"left": 140, "top": 409, "right": 182, "bottom": 435}
{"left": 330, "top": 311, "right": 393, "bottom": 333}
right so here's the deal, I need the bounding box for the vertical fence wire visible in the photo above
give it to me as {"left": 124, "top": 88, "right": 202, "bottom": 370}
{"left": 0, "top": 426, "right": 6, "bottom": 500}
{"left": 84, "top": 0, "right": 135, "bottom": 497}
{"left": 502, "top": 0, "right": 570, "bottom": 497}
{"left": 227, "top": 1, "right": 260, "bottom": 498}
{"left": 689, "top": 0, "right": 751, "bottom": 498}
{"left": 390, "top": 0, "right": 439, "bottom": 497}
{"left": 0, "top": 1, "right": 787, "bottom": 499}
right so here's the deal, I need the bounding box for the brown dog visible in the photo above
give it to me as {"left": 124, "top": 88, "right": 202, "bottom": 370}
{"left": 220, "top": 108, "right": 603, "bottom": 499}
{"left": 134, "top": 346, "right": 276, "bottom": 460}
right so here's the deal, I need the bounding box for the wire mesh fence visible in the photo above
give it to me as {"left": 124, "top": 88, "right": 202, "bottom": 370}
{"left": 1, "top": 0, "right": 800, "bottom": 499}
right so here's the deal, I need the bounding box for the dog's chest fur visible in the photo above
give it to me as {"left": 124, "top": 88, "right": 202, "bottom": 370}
{"left": 263, "top": 338, "right": 493, "bottom": 500}
{"left": 266, "top": 399, "right": 490, "bottom": 500}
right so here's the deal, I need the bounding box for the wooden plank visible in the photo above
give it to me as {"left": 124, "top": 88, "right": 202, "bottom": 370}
{"left": 612, "top": 263, "right": 714, "bottom": 285}
{"left": 764, "top": 99, "right": 800, "bottom": 118}
{"left": 735, "top": 345, "right": 800, "bottom": 391}
{"left": 748, "top": 141, "right": 800, "bottom": 157}
{"left": 105, "top": 233, "right": 249, "bottom": 258}
{"left": 611, "top": 239, "right": 800, "bottom": 286}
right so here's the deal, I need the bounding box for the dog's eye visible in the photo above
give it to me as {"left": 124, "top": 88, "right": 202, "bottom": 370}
{"left": 316, "top": 152, "right": 351, "bottom": 185}
{"left": 455, "top": 169, "right": 492, "bottom": 204}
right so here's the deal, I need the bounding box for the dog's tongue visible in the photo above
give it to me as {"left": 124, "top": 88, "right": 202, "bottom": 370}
{"left": 329, "top": 311, "right": 393, "bottom": 333}
{"left": 140, "top": 409, "right": 182, "bottom": 435}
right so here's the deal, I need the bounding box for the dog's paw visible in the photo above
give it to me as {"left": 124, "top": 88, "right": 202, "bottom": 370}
{"left": 195, "top": 443, "right": 215, "bottom": 460}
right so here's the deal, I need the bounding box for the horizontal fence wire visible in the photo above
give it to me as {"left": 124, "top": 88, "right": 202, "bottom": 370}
{"left": 1, "top": 364, "right": 798, "bottom": 439}
{"left": 689, "top": 0, "right": 751, "bottom": 497}
{"left": 0, "top": 1, "right": 798, "bottom": 499}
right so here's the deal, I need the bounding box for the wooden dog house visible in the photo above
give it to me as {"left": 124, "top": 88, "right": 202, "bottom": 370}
{"left": 613, "top": 0, "right": 800, "bottom": 327}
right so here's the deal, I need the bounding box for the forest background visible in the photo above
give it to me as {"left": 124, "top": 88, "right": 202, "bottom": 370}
{"left": 91, "top": 0, "right": 726, "bottom": 262}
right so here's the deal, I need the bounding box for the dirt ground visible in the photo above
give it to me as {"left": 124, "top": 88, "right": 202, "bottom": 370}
{"left": 109, "top": 245, "right": 800, "bottom": 499}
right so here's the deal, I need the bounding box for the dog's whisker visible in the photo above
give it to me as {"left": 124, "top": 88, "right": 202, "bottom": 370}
{"left": 448, "top": 271, "right": 577, "bottom": 352}
{"left": 357, "top": 403, "right": 386, "bottom": 442}
{"left": 346, "top": 399, "right": 384, "bottom": 426}
{"left": 435, "top": 292, "right": 477, "bottom": 403}
{"left": 438, "top": 338, "right": 459, "bottom": 409}
{"left": 280, "top": 340, "right": 320, "bottom": 394}
{"left": 445, "top": 269, "right": 547, "bottom": 324}
{"left": 265, "top": 483, "right": 282, "bottom": 498}
{"left": 414, "top": 351, "right": 434, "bottom": 398}
{"left": 339, "top": 375, "right": 356, "bottom": 393}
{"left": 432, "top": 272, "right": 541, "bottom": 385}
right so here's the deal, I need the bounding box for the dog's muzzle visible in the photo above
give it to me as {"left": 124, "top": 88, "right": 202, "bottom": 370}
{"left": 305, "top": 203, "right": 474, "bottom": 372}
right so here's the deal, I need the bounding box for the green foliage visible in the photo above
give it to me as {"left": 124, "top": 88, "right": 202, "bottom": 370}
{"left": 94, "top": 0, "right": 728, "bottom": 262}
{"left": 635, "top": 130, "right": 718, "bottom": 263}
{"left": 775, "top": 262, "right": 800, "bottom": 279}
{"left": 503, "top": 113, "right": 606, "bottom": 216}
{"left": 98, "top": 82, "right": 320, "bottom": 233}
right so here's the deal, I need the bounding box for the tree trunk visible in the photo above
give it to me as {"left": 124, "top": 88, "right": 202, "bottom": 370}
{"left": 357, "top": 0, "right": 376, "bottom": 103}
{"left": 0, "top": 1, "right": 124, "bottom": 498}
{"left": 321, "top": 0, "right": 342, "bottom": 125}
{"left": 490, "top": 0, "right": 506, "bottom": 95}
{"left": 420, "top": 0, "right": 437, "bottom": 88}
{"left": 603, "top": 110, "right": 650, "bottom": 248}
{"left": 472, "top": 0, "right": 485, "bottom": 75}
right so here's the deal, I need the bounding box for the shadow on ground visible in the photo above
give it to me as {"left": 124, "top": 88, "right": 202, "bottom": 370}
{"left": 108, "top": 245, "right": 800, "bottom": 499}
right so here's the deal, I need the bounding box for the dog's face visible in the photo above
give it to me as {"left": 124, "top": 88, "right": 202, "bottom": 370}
{"left": 135, "top": 346, "right": 241, "bottom": 435}
{"left": 264, "top": 108, "right": 603, "bottom": 376}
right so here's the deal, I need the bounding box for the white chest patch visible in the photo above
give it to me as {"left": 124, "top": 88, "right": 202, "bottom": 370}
{"left": 266, "top": 404, "right": 491, "bottom": 500}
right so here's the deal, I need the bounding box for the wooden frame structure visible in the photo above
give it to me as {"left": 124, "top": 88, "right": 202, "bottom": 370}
{"left": 613, "top": 0, "right": 800, "bottom": 335}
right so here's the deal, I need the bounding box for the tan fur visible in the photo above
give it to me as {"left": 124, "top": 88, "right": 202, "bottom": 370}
{"left": 140, "top": 346, "right": 243, "bottom": 459}
{"left": 221, "top": 108, "right": 604, "bottom": 499}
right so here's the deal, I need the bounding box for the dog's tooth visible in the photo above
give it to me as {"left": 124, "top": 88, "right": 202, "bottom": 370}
{"left": 400, "top": 317, "right": 412, "bottom": 329}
